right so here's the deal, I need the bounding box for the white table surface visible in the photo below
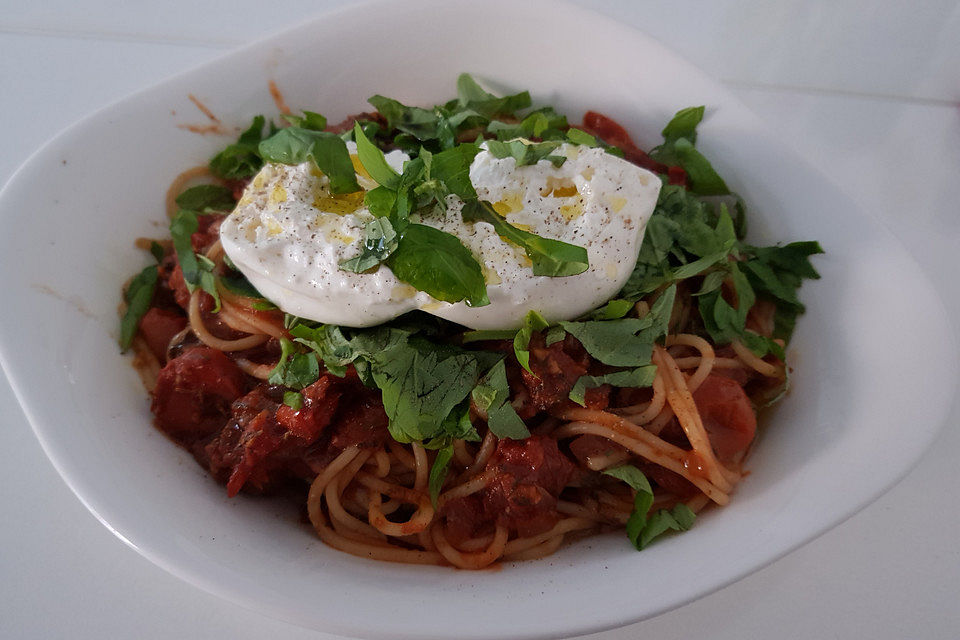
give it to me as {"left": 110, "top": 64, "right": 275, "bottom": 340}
{"left": 2, "top": 1, "right": 958, "bottom": 638}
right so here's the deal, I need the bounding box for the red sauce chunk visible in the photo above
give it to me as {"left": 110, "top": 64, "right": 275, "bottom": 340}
{"left": 138, "top": 307, "right": 187, "bottom": 361}
{"left": 152, "top": 346, "right": 247, "bottom": 439}
{"left": 482, "top": 435, "right": 575, "bottom": 537}
{"left": 692, "top": 374, "right": 757, "bottom": 463}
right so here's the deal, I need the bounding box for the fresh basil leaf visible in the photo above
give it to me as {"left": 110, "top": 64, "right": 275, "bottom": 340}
{"left": 423, "top": 143, "right": 481, "bottom": 201}
{"left": 604, "top": 465, "right": 655, "bottom": 549}
{"left": 698, "top": 263, "right": 754, "bottom": 344}
{"left": 544, "top": 325, "right": 566, "bottom": 346}
{"left": 149, "top": 241, "right": 165, "bottom": 264}
{"left": 660, "top": 106, "right": 704, "bottom": 145}
{"left": 439, "top": 399, "right": 480, "bottom": 443}
{"left": 514, "top": 310, "right": 549, "bottom": 374}
{"left": 269, "top": 338, "right": 320, "bottom": 390}
{"left": 291, "top": 323, "right": 499, "bottom": 443}
{"left": 638, "top": 503, "right": 696, "bottom": 549}
{"left": 569, "top": 365, "right": 657, "bottom": 406}
{"left": 339, "top": 217, "right": 399, "bottom": 273}
{"left": 671, "top": 137, "right": 729, "bottom": 196}
{"left": 603, "top": 465, "right": 696, "bottom": 550}
{"left": 461, "top": 328, "right": 518, "bottom": 344}
{"left": 373, "top": 337, "right": 488, "bottom": 443}
{"left": 283, "top": 110, "right": 327, "bottom": 131}
{"left": 369, "top": 95, "right": 443, "bottom": 142}
{"left": 485, "top": 139, "right": 565, "bottom": 168}
{"left": 174, "top": 184, "right": 236, "bottom": 212}
{"left": 170, "top": 209, "right": 200, "bottom": 282}
{"left": 455, "top": 73, "right": 531, "bottom": 119}
{"left": 119, "top": 265, "right": 158, "bottom": 352}
{"left": 566, "top": 128, "right": 598, "bottom": 146}
{"left": 195, "top": 254, "right": 222, "bottom": 312}
{"left": 268, "top": 338, "right": 295, "bottom": 382}
{"left": 428, "top": 445, "right": 454, "bottom": 507}
{"left": 561, "top": 286, "right": 675, "bottom": 367}
{"left": 745, "top": 241, "right": 824, "bottom": 281}
{"left": 209, "top": 115, "right": 269, "bottom": 179}
{"left": 258, "top": 127, "right": 360, "bottom": 194}
{"left": 472, "top": 360, "right": 530, "bottom": 439}
{"left": 583, "top": 299, "right": 634, "bottom": 320}
{"left": 218, "top": 271, "right": 269, "bottom": 302}
{"left": 282, "top": 390, "right": 304, "bottom": 410}
{"left": 170, "top": 209, "right": 219, "bottom": 310}
{"left": 650, "top": 107, "right": 728, "bottom": 196}
{"left": 462, "top": 200, "right": 589, "bottom": 277}
{"left": 488, "top": 108, "right": 568, "bottom": 141}
{"left": 364, "top": 186, "right": 398, "bottom": 218}
{"left": 386, "top": 223, "right": 489, "bottom": 307}
{"left": 603, "top": 464, "right": 654, "bottom": 494}
{"left": 352, "top": 123, "right": 401, "bottom": 190}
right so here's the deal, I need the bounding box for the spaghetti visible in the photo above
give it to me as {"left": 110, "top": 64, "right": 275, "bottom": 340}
{"left": 121, "top": 85, "right": 820, "bottom": 569}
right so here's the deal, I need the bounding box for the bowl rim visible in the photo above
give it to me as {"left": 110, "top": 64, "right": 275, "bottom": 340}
{"left": 1, "top": 1, "right": 957, "bottom": 638}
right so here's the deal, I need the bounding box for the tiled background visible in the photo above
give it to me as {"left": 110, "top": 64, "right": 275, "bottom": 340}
{"left": 2, "top": 1, "right": 958, "bottom": 638}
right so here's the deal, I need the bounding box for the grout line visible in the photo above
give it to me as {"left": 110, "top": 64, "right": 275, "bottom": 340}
{"left": 721, "top": 79, "right": 959, "bottom": 108}
{"left": 0, "top": 25, "right": 239, "bottom": 49}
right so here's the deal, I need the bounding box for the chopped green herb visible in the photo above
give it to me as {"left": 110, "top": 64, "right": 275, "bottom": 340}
{"left": 462, "top": 201, "right": 589, "bottom": 277}
{"left": 119, "top": 265, "right": 158, "bottom": 352}
{"left": 603, "top": 465, "right": 696, "bottom": 549}
{"left": 282, "top": 391, "right": 304, "bottom": 410}
{"left": 471, "top": 360, "right": 530, "bottom": 439}
{"left": 568, "top": 365, "right": 657, "bottom": 406}
{"left": 560, "top": 286, "right": 675, "bottom": 367}
{"left": 258, "top": 127, "right": 361, "bottom": 194}
{"left": 209, "top": 115, "right": 272, "bottom": 179}
{"left": 513, "top": 310, "right": 549, "bottom": 373}
{"left": 339, "top": 217, "right": 399, "bottom": 273}
{"left": 485, "top": 139, "right": 566, "bottom": 168}
{"left": 269, "top": 338, "right": 320, "bottom": 389}
{"left": 352, "top": 123, "right": 401, "bottom": 190}
{"left": 282, "top": 110, "right": 327, "bottom": 131}
{"left": 386, "top": 224, "right": 489, "bottom": 307}
{"left": 428, "top": 445, "right": 454, "bottom": 507}
{"left": 174, "top": 184, "right": 236, "bottom": 212}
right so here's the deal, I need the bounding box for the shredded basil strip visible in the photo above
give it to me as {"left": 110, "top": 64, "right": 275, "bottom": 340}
{"left": 603, "top": 465, "right": 696, "bottom": 549}
{"left": 119, "top": 265, "right": 158, "bottom": 352}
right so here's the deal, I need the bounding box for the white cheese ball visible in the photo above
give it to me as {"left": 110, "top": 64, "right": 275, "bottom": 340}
{"left": 220, "top": 141, "right": 661, "bottom": 329}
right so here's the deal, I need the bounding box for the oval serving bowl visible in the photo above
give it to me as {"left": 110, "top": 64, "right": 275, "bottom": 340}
{"left": 0, "top": 1, "right": 956, "bottom": 638}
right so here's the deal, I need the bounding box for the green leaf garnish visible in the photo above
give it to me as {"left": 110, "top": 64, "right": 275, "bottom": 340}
{"left": 268, "top": 338, "right": 320, "bottom": 389}
{"left": 169, "top": 209, "right": 220, "bottom": 311}
{"left": 289, "top": 322, "right": 499, "bottom": 443}
{"left": 471, "top": 360, "right": 530, "bottom": 439}
{"left": 282, "top": 110, "right": 327, "bottom": 131}
{"left": 258, "top": 127, "right": 361, "bottom": 194}
{"left": 174, "top": 184, "right": 236, "bottom": 212}
{"left": 386, "top": 224, "right": 489, "bottom": 307}
{"left": 428, "top": 445, "right": 454, "bottom": 507}
{"left": 513, "top": 310, "right": 549, "bottom": 374}
{"left": 119, "top": 265, "right": 158, "bottom": 352}
{"left": 455, "top": 73, "right": 531, "bottom": 119}
{"left": 339, "top": 217, "right": 399, "bottom": 273}
{"left": 149, "top": 241, "right": 165, "bottom": 264}
{"left": 560, "top": 285, "right": 675, "bottom": 367}
{"left": 568, "top": 365, "right": 657, "bottom": 406}
{"left": 282, "top": 390, "right": 304, "bottom": 410}
{"left": 209, "top": 115, "right": 272, "bottom": 179}
{"left": 352, "top": 122, "right": 401, "bottom": 190}
{"left": 462, "top": 200, "right": 588, "bottom": 277}
{"left": 485, "top": 139, "right": 566, "bottom": 168}
{"left": 603, "top": 465, "right": 696, "bottom": 549}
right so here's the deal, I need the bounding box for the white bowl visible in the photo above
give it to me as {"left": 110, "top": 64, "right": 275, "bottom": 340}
{"left": 0, "top": 1, "right": 956, "bottom": 638}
